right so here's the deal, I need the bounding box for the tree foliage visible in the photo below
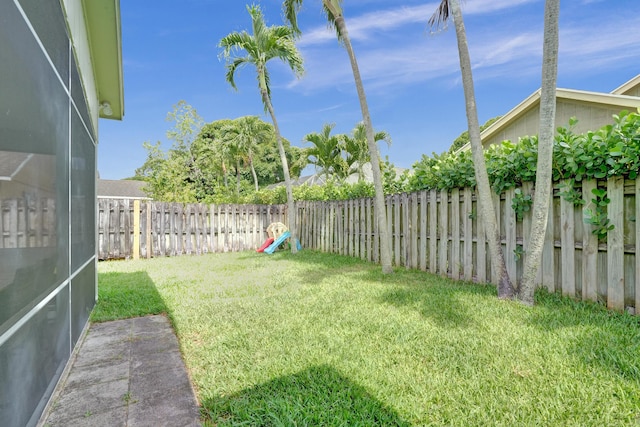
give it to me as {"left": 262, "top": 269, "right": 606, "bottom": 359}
{"left": 407, "top": 111, "right": 640, "bottom": 193}
{"left": 135, "top": 103, "right": 306, "bottom": 203}
{"left": 448, "top": 116, "right": 501, "bottom": 153}
{"left": 303, "top": 122, "right": 392, "bottom": 182}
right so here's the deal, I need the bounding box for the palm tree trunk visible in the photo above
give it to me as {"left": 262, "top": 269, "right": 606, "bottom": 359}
{"left": 450, "top": 0, "right": 514, "bottom": 298}
{"left": 520, "top": 0, "right": 560, "bottom": 305}
{"left": 260, "top": 82, "right": 298, "bottom": 253}
{"left": 250, "top": 159, "right": 259, "bottom": 191}
{"left": 222, "top": 161, "right": 229, "bottom": 188}
{"left": 331, "top": 13, "right": 392, "bottom": 274}
{"left": 235, "top": 161, "right": 241, "bottom": 195}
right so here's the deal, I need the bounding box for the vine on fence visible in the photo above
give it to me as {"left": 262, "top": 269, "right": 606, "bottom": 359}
{"left": 511, "top": 188, "right": 532, "bottom": 221}
{"left": 583, "top": 188, "right": 613, "bottom": 241}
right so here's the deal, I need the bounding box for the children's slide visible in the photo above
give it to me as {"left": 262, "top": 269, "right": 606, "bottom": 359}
{"left": 256, "top": 237, "right": 275, "bottom": 253}
{"left": 264, "top": 231, "right": 291, "bottom": 254}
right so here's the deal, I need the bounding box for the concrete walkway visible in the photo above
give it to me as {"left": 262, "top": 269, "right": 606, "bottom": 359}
{"left": 40, "top": 315, "right": 201, "bottom": 427}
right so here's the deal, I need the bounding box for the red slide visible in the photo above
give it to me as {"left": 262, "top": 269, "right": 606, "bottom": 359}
{"left": 256, "top": 237, "right": 275, "bottom": 253}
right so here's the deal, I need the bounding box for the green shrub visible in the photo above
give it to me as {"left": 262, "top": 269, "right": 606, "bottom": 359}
{"left": 408, "top": 110, "right": 640, "bottom": 194}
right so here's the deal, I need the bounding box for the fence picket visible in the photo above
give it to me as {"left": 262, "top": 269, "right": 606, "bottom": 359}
{"left": 582, "top": 180, "right": 598, "bottom": 301}
{"left": 451, "top": 189, "right": 460, "bottom": 279}
{"left": 439, "top": 190, "right": 448, "bottom": 277}
{"left": 560, "top": 181, "right": 576, "bottom": 297}
{"left": 607, "top": 177, "right": 624, "bottom": 310}
{"left": 429, "top": 190, "right": 438, "bottom": 273}
{"left": 463, "top": 188, "right": 473, "bottom": 281}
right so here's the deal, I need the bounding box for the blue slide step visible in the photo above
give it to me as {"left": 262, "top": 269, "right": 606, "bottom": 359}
{"left": 264, "top": 231, "right": 291, "bottom": 254}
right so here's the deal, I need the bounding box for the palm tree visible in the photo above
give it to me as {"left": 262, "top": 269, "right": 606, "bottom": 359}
{"left": 220, "top": 4, "right": 303, "bottom": 253}
{"left": 195, "top": 119, "right": 235, "bottom": 189}
{"left": 304, "top": 123, "right": 347, "bottom": 179}
{"left": 429, "top": 0, "right": 515, "bottom": 299}
{"left": 222, "top": 116, "right": 272, "bottom": 191}
{"left": 283, "top": 0, "right": 393, "bottom": 273}
{"left": 343, "top": 122, "right": 391, "bottom": 182}
{"left": 520, "top": 0, "right": 560, "bottom": 305}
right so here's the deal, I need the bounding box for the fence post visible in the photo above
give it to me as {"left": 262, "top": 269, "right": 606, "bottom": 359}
{"left": 133, "top": 199, "right": 140, "bottom": 260}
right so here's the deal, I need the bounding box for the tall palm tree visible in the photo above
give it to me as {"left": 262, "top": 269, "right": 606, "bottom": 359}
{"left": 304, "top": 123, "right": 347, "bottom": 179}
{"left": 220, "top": 4, "right": 303, "bottom": 253}
{"left": 222, "top": 116, "right": 272, "bottom": 191}
{"left": 520, "top": 0, "right": 560, "bottom": 305}
{"left": 430, "top": 0, "right": 515, "bottom": 299}
{"left": 343, "top": 122, "right": 391, "bottom": 182}
{"left": 283, "top": 0, "right": 393, "bottom": 273}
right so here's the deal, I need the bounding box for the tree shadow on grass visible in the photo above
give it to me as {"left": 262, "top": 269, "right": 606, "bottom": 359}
{"left": 376, "top": 271, "right": 497, "bottom": 329}
{"left": 201, "top": 364, "right": 410, "bottom": 427}
{"left": 528, "top": 290, "right": 640, "bottom": 383}
{"left": 92, "top": 271, "right": 170, "bottom": 322}
{"left": 266, "top": 250, "right": 499, "bottom": 329}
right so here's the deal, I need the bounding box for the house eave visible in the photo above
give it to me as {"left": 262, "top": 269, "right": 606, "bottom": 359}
{"left": 82, "top": 0, "right": 124, "bottom": 120}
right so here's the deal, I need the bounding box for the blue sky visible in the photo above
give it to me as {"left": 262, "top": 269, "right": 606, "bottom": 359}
{"left": 98, "top": 0, "right": 640, "bottom": 180}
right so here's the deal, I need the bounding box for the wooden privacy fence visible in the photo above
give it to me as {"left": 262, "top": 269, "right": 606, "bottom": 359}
{"left": 97, "top": 200, "right": 286, "bottom": 260}
{"left": 296, "top": 177, "right": 639, "bottom": 314}
{"left": 1, "top": 196, "right": 56, "bottom": 248}
{"left": 97, "top": 176, "right": 640, "bottom": 314}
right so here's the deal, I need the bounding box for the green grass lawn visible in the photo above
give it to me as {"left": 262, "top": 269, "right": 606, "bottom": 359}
{"left": 95, "top": 251, "right": 640, "bottom": 426}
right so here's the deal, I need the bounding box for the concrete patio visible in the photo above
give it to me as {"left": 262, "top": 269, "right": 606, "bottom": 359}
{"left": 39, "top": 315, "right": 201, "bottom": 427}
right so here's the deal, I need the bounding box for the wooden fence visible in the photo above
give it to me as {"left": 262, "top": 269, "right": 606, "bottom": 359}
{"left": 97, "top": 200, "right": 287, "bottom": 260}
{"left": 97, "top": 176, "right": 639, "bottom": 314}
{"left": 297, "top": 178, "right": 639, "bottom": 314}
{"left": 1, "top": 196, "right": 56, "bottom": 248}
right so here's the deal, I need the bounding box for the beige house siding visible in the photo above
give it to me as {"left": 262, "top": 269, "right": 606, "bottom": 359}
{"left": 483, "top": 105, "right": 539, "bottom": 147}
{"left": 475, "top": 76, "right": 640, "bottom": 150}
{"left": 555, "top": 98, "right": 630, "bottom": 133}
{"left": 621, "top": 86, "right": 640, "bottom": 97}
{"left": 482, "top": 98, "right": 631, "bottom": 147}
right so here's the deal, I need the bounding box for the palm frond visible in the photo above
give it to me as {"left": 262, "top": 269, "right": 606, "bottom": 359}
{"left": 282, "top": 0, "right": 304, "bottom": 35}
{"left": 225, "top": 57, "right": 250, "bottom": 90}
{"left": 429, "top": 0, "right": 451, "bottom": 32}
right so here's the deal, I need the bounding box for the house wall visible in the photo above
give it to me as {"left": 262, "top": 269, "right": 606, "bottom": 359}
{"left": 623, "top": 87, "right": 640, "bottom": 97}
{"left": 483, "top": 99, "right": 633, "bottom": 147}
{"left": 0, "top": 1, "right": 97, "bottom": 426}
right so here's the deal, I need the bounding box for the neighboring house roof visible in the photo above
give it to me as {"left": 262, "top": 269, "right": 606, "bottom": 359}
{"left": 611, "top": 74, "right": 640, "bottom": 96}
{"left": 97, "top": 179, "right": 149, "bottom": 199}
{"left": 456, "top": 74, "right": 640, "bottom": 153}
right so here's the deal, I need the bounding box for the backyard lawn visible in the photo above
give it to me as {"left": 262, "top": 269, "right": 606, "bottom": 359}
{"left": 95, "top": 251, "right": 640, "bottom": 426}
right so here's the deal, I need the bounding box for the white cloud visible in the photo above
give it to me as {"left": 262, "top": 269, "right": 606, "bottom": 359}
{"left": 297, "top": 0, "right": 541, "bottom": 46}
{"left": 283, "top": 1, "right": 640, "bottom": 96}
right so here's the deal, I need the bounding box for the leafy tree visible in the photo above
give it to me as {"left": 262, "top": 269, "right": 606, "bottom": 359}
{"left": 448, "top": 116, "right": 501, "bottom": 153}
{"left": 343, "top": 122, "right": 391, "bottom": 182}
{"left": 194, "top": 119, "right": 235, "bottom": 190}
{"left": 304, "top": 123, "right": 347, "bottom": 179}
{"left": 520, "top": 0, "right": 560, "bottom": 304}
{"left": 221, "top": 116, "right": 272, "bottom": 192}
{"left": 135, "top": 102, "right": 207, "bottom": 202}
{"left": 220, "top": 4, "right": 304, "bottom": 253}
{"left": 430, "top": 0, "right": 515, "bottom": 298}
{"left": 284, "top": 0, "right": 393, "bottom": 273}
